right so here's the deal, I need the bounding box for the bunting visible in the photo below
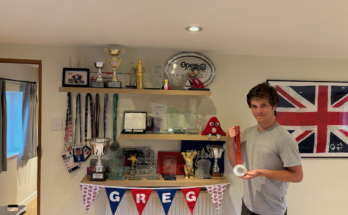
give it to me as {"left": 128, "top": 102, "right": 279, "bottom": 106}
{"left": 80, "top": 183, "right": 229, "bottom": 215}
{"left": 79, "top": 184, "right": 101, "bottom": 213}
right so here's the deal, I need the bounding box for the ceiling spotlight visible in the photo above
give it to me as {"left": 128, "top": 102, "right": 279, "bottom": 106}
{"left": 185, "top": 26, "right": 203, "bottom": 32}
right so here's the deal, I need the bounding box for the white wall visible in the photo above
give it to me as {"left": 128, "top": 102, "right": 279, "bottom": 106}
{"left": 0, "top": 43, "right": 347, "bottom": 215}
{"left": 0, "top": 63, "right": 38, "bottom": 206}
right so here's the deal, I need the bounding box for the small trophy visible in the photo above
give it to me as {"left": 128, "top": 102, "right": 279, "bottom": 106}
{"left": 108, "top": 153, "right": 126, "bottom": 180}
{"left": 182, "top": 152, "right": 197, "bottom": 179}
{"left": 207, "top": 144, "right": 226, "bottom": 177}
{"left": 88, "top": 137, "right": 111, "bottom": 181}
{"left": 163, "top": 156, "right": 177, "bottom": 180}
{"left": 92, "top": 62, "right": 106, "bottom": 88}
{"left": 147, "top": 164, "right": 159, "bottom": 180}
{"left": 196, "top": 159, "right": 212, "bottom": 179}
{"left": 128, "top": 153, "right": 141, "bottom": 180}
{"left": 104, "top": 48, "right": 125, "bottom": 88}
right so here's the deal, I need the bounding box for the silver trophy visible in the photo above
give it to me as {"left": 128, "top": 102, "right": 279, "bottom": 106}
{"left": 88, "top": 137, "right": 111, "bottom": 181}
{"left": 207, "top": 144, "right": 226, "bottom": 177}
{"left": 92, "top": 62, "right": 105, "bottom": 88}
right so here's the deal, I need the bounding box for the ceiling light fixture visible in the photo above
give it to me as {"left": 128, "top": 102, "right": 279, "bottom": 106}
{"left": 185, "top": 26, "right": 203, "bottom": 32}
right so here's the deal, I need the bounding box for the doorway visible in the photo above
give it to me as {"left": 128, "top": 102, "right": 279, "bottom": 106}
{"left": 0, "top": 58, "right": 42, "bottom": 215}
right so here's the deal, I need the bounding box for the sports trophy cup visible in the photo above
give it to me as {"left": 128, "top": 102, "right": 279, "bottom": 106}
{"left": 104, "top": 48, "right": 125, "bottom": 88}
{"left": 207, "top": 144, "right": 226, "bottom": 177}
{"left": 88, "top": 137, "right": 111, "bottom": 181}
{"left": 92, "top": 62, "right": 106, "bottom": 88}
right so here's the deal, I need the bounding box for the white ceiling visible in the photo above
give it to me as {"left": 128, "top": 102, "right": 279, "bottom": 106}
{"left": 1, "top": 0, "right": 348, "bottom": 58}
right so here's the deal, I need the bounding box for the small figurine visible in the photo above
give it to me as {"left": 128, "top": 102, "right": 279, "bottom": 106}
{"left": 163, "top": 79, "right": 171, "bottom": 90}
{"left": 128, "top": 153, "right": 138, "bottom": 168}
{"left": 181, "top": 152, "right": 197, "bottom": 179}
{"left": 188, "top": 69, "right": 205, "bottom": 89}
{"left": 201, "top": 117, "right": 226, "bottom": 140}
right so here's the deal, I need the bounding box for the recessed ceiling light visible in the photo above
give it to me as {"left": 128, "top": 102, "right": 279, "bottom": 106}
{"left": 185, "top": 26, "right": 203, "bottom": 32}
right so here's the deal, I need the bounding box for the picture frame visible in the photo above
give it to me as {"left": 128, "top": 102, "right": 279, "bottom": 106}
{"left": 268, "top": 80, "right": 348, "bottom": 158}
{"left": 121, "top": 112, "right": 147, "bottom": 134}
{"left": 62, "top": 68, "right": 90, "bottom": 87}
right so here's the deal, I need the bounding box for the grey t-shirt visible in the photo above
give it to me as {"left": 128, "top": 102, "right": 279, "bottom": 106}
{"left": 241, "top": 122, "right": 302, "bottom": 215}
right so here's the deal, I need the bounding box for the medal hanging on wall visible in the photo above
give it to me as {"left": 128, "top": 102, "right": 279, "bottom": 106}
{"left": 103, "top": 94, "right": 111, "bottom": 153}
{"left": 110, "top": 94, "right": 120, "bottom": 152}
{"left": 60, "top": 92, "right": 80, "bottom": 173}
{"left": 94, "top": 93, "right": 100, "bottom": 138}
{"left": 73, "top": 93, "right": 85, "bottom": 163}
{"left": 233, "top": 126, "right": 247, "bottom": 177}
{"left": 83, "top": 93, "right": 93, "bottom": 160}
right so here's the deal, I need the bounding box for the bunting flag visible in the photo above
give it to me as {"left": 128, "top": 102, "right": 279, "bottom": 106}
{"left": 80, "top": 184, "right": 101, "bottom": 213}
{"left": 206, "top": 184, "right": 227, "bottom": 213}
{"left": 131, "top": 189, "right": 153, "bottom": 215}
{"left": 105, "top": 188, "right": 127, "bottom": 215}
{"left": 181, "top": 187, "right": 201, "bottom": 215}
{"left": 156, "top": 189, "right": 177, "bottom": 215}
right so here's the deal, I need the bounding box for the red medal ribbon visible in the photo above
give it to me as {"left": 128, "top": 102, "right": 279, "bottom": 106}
{"left": 235, "top": 126, "right": 242, "bottom": 165}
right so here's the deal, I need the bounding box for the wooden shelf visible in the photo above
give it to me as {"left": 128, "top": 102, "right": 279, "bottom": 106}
{"left": 80, "top": 174, "right": 230, "bottom": 187}
{"left": 120, "top": 133, "right": 228, "bottom": 141}
{"left": 59, "top": 87, "right": 211, "bottom": 96}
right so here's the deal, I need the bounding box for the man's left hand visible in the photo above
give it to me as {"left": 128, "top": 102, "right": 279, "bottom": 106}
{"left": 241, "top": 169, "right": 260, "bottom": 180}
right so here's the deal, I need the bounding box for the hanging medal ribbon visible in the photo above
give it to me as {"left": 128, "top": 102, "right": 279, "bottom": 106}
{"left": 64, "top": 92, "right": 73, "bottom": 152}
{"left": 83, "top": 93, "right": 93, "bottom": 160}
{"left": 94, "top": 93, "right": 100, "bottom": 138}
{"left": 104, "top": 94, "right": 108, "bottom": 138}
{"left": 233, "top": 126, "right": 247, "bottom": 177}
{"left": 109, "top": 94, "right": 120, "bottom": 152}
{"left": 73, "top": 93, "right": 85, "bottom": 162}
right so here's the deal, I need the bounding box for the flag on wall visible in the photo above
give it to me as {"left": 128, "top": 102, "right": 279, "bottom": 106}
{"left": 131, "top": 189, "right": 153, "bottom": 215}
{"left": 181, "top": 187, "right": 201, "bottom": 215}
{"left": 105, "top": 188, "right": 127, "bottom": 215}
{"left": 156, "top": 189, "right": 177, "bottom": 215}
{"left": 269, "top": 81, "right": 348, "bottom": 156}
{"left": 80, "top": 184, "right": 101, "bottom": 213}
{"left": 206, "top": 184, "right": 227, "bottom": 213}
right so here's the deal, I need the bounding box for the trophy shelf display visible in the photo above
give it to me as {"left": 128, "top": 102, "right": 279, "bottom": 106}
{"left": 81, "top": 173, "right": 230, "bottom": 187}
{"left": 119, "top": 133, "right": 229, "bottom": 141}
{"left": 58, "top": 87, "right": 211, "bottom": 96}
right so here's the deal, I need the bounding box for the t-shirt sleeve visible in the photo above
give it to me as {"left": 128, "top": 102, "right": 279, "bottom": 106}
{"left": 279, "top": 134, "right": 302, "bottom": 167}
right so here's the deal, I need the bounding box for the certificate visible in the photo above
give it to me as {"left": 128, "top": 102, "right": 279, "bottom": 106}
{"left": 124, "top": 112, "right": 146, "bottom": 130}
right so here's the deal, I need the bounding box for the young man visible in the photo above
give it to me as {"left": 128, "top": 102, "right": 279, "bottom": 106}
{"left": 228, "top": 82, "right": 303, "bottom": 215}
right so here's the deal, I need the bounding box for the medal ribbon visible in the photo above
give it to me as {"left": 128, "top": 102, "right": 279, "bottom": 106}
{"left": 74, "top": 93, "right": 82, "bottom": 147}
{"left": 113, "top": 94, "right": 118, "bottom": 141}
{"left": 94, "top": 93, "right": 100, "bottom": 137}
{"left": 104, "top": 94, "right": 108, "bottom": 137}
{"left": 235, "top": 126, "right": 242, "bottom": 165}
{"left": 64, "top": 92, "right": 72, "bottom": 151}
{"left": 85, "top": 93, "right": 93, "bottom": 143}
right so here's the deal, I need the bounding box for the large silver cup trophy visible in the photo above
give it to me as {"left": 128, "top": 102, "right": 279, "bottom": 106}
{"left": 207, "top": 144, "right": 226, "bottom": 177}
{"left": 88, "top": 137, "right": 111, "bottom": 181}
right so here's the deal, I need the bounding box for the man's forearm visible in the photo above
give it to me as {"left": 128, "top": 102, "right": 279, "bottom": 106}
{"left": 228, "top": 139, "right": 238, "bottom": 168}
{"left": 258, "top": 168, "right": 303, "bottom": 183}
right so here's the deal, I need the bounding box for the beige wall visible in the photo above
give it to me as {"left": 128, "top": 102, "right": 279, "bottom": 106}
{"left": 0, "top": 63, "right": 38, "bottom": 206}
{"left": 0, "top": 43, "right": 347, "bottom": 215}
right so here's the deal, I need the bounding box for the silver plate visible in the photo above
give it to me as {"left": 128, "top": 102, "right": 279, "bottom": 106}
{"left": 165, "top": 52, "right": 216, "bottom": 89}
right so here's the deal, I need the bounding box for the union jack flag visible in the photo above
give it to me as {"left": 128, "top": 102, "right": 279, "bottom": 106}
{"left": 269, "top": 81, "right": 348, "bottom": 157}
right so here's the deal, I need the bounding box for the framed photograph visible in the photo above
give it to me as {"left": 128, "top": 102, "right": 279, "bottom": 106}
{"left": 60, "top": 151, "right": 81, "bottom": 173}
{"left": 268, "top": 80, "right": 348, "bottom": 158}
{"left": 62, "top": 68, "right": 90, "bottom": 87}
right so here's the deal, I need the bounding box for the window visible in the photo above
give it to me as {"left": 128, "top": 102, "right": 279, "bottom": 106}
{"left": 6, "top": 91, "right": 23, "bottom": 157}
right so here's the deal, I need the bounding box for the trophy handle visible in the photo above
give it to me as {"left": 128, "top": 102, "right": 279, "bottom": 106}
{"left": 104, "top": 48, "right": 109, "bottom": 53}
{"left": 120, "top": 49, "right": 125, "bottom": 55}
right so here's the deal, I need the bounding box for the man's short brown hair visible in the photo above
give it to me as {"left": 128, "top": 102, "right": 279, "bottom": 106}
{"left": 247, "top": 82, "right": 279, "bottom": 108}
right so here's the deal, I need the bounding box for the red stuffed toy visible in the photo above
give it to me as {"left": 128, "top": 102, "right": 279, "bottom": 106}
{"left": 201, "top": 117, "right": 226, "bottom": 140}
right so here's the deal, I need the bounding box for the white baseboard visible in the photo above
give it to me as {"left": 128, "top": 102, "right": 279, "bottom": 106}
{"left": 19, "top": 191, "right": 37, "bottom": 206}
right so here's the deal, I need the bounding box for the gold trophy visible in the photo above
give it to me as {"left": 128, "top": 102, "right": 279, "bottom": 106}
{"left": 182, "top": 151, "right": 197, "bottom": 179}
{"left": 104, "top": 48, "right": 125, "bottom": 88}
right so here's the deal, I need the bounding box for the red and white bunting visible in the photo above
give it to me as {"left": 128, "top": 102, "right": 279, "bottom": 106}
{"left": 206, "top": 184, "right": 227, "bottom": 213}
{"left": 130, "top": 189, "right": 153, "bottom": 215}
{"left": 181, "top": 187, "right": 201, "bottom": 215}
{"left": 80, "top": 184, "right": 101, "bottom": 213}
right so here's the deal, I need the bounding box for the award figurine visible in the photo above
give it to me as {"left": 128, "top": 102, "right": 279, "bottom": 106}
{"left": 104, "top": 48, "right": 125, "bottom": 88}
{"left": 92, "top": 62, "right": 106, "bottom": 88}
{"left": 163, "top": 156, "right": 177, "bottom": 180}
{"left": 182, "top": 151, "right": 197, "bottom": 179}
{"left": 88, "top": 137, "right": 111, "bottom": 181}
{"left": 207, "top": 144, "right": 226, "bottom": 177}
{"left": 128, "top": 153, "right": 141, "bottom": 180}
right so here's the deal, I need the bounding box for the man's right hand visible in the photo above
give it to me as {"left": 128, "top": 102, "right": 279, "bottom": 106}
{"left": 228, "top": 126, "right": 237, "bottom": 143}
